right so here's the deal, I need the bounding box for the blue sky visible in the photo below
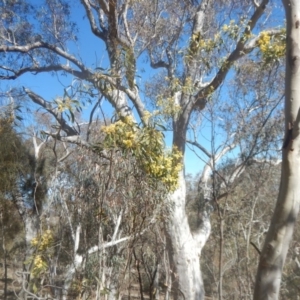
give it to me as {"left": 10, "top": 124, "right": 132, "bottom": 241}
{"left": 1, "top": 1, "right": 284, "bottom": 177}
{"left": 0, "top": 1, "right": 211, "bottom": 176}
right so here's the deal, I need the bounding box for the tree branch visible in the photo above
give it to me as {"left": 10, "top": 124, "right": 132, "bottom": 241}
{"left": 1, "top": 64, "right": 91, "bottom": 81}
{"left": 193, "top": 0, "right": 211, "bottom": 34}
{"left": 23, "top": 87, "right": 79, "bottom": 137}
{"left": 194, "top": 0, "right": 270, "bottom": 109}
{"left": 122, "top": 0, "right": 134, "bottom": 46}
{"left": 150, "top": 59, "right": 169, "bottom": 70}
{"left": 43, "top": 132, "right": 92, "bottom": 148}
{"left": 187, "top": 140, "right": 212, "bottom": 158}
{"left": 94, "top": 73, "right": 146, "bottom": 120}
{"left": 80, "top": 0, "right": 107, "bottom": 39}
{"left": 0, "top": 41, "right": 91, "bottom": 74}
{"left": 126, "top": 87, "right": 146, "bottom": 121}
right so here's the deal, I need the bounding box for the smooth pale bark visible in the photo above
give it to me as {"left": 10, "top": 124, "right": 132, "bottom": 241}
{"left": 62, "top": 225, "right": 83, "bottom": 300}
{"left": 253, "top": 1, "right": 300, "bottom": 299}
{"left": 166, "top": 172, "right": 211, "bottom": 300}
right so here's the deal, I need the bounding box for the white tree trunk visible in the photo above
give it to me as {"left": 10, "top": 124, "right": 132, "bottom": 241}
{"left": 254, "top": 1, "right": 300, "bottom": 299}
{"left": 62, "top": 224, "right": 83, "bottom": 300}
{"left": 166, "top": 172, "right": 210, "bottom": 300}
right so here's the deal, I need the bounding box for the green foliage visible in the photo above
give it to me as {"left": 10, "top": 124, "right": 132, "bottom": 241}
{"left": 156, "top": 94, "right": 181, "bottom": 119}
{"left": 101, "top": 115, "right": 182, "bottom": 191}
{"left": 54, "top": 91, "right": 82, "bottom": 123}
{"left": 0, "top": 115, "right": 27, "bottom": 193}
{"left": 257, "top": 29, "right": 286, "bottom": 64}
{"left": 27, "top": 229, "right": 54, "bottom": 277}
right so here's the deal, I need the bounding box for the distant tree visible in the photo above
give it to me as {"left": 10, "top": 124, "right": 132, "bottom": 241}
{"left": 0, "top": 104, "right": 25, "bottom": 300}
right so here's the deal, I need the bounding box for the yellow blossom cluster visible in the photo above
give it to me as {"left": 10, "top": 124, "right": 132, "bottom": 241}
{"left": 102, "top": 116, "right": 138, "bottom": 149}
{"left": 257, "top": 31, "right": 285, "bottom": 63}
{"left": 32, "top": 255, "right": 48, "bottom": 277}
{"left": 199, "top": 38, "right": 216, "bottom": 51}
{"left": 31, "top": 229, "right": 53, "bottom": 251}
{"left": 29, "top": 230, "right": 54, "bottom": 277}
{"left": 257, "top": 32, "right": 271, "bottom": 53}
{"left": 182, "top": 76, "right": 194, "bottom": 94}
{"left": 143, "top": 149, "right": 182, "bottom": 190}
{"left": 101, "top": 115, "right": 183, "bottom": 191}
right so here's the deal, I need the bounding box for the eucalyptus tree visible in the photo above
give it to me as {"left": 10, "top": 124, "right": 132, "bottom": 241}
{"left": 0, "top": 0, "right": 286, "bottom": 298}
{"left": 185, "top": 56, "right": 284, "bottom": 299}
{"left": 254, "top": 1, "right": 300, "bottom": 299}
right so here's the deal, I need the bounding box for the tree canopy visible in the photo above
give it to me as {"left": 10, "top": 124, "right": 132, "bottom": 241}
{"left": 1, "top": 0, "right": 298, "bottom": 299}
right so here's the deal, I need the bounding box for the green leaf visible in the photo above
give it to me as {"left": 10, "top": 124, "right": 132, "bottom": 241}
{"left": 155, "top": 123, "right": 167, "bottom": 131}
{"left": 69, "top": 110, "right": 75, "bottom": 123}
{"left": 15, "top": 115, "right": 23, "bottom": 121}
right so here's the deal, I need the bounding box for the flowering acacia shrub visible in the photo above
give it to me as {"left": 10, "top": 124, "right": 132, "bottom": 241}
{"left": 101, "top": 115, "right": 182, "bottom": 192}
{"left": 257, "top": 30, "right": 286, "bottom": 64}
{"left": 22, "top": 230, "right": 54, "bottom": 293}
{"left": 29, "top": 230, "right": 54, "bottom": 277}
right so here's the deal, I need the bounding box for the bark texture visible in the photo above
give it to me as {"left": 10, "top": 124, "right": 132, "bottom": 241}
{"left": 166, "top": 172, "right": 210, "bottom": 300}
{"left": 253, "top": 1, "right": 300, "bottom": 299}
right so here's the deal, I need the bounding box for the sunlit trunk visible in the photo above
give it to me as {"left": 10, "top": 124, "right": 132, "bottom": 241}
{"left": 166, "top": 172, "right": 210, "bottom": 300}
{"left": 254, "top": 1, "right": 300, "bottom": 299}
{"left": 62, "top": 224, "right": 83, "bottom": 300}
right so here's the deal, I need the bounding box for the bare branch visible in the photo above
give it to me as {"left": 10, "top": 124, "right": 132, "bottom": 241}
{"left": 111, "top": 210, "right": 123, "bottom": 241}
{"left": 187, "top": 140, "right": 212, "bottom": 158}
{"left": 32, "top": 134, "right": 46, "bottom": 160}
{"left": 199, "top": 143, "right": 236, "bottom": 186}
{"left": 251, "top": 157, "right": 282, "bottom": 166}
{"left": 88, "top": 214, "right": 157, "bottom": 254}
{"left": 122, "top": 0, "right": 134, "bottom": 46}
{"left": 99, "top": 0, "right": 109, "bottom": 14}
{"left": 81, "top": 0, "right": 107, "bottom": 40}
{"left": 126, "top": 87, "right": 146, "bottom": 121}
{"left": 88, "top": 236, "right": 129, "bottom": 254}
{"left": 57, "top": 148, "right": 74, "bottom": 163}
{"left": 44, "top": 132, "right": 92, "bottom": 148}
{"left": 0, "top": 64, "right": 91, "bottom": 81}
{"left": 0, "top": 41, "right": 91, "bottom": 74}
{"left": 87, "top": 96, "right": 102, "bottom": 142}
{"left": 253, "top": 0, "right": 260, "bottom": 8}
